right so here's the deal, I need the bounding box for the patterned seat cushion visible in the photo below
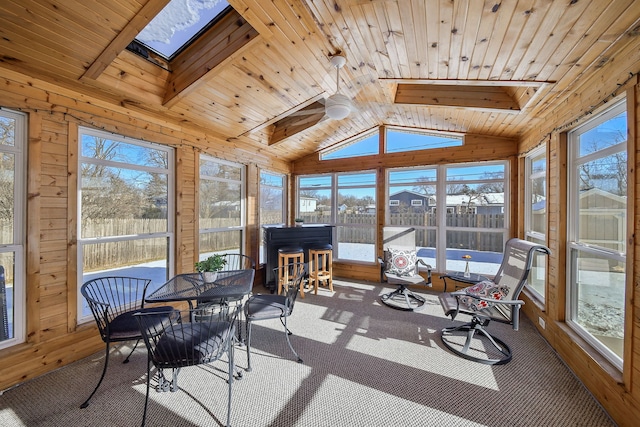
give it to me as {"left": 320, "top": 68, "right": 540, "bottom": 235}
{"left": 458, "top": 280, "right": 509, "bottom": 311}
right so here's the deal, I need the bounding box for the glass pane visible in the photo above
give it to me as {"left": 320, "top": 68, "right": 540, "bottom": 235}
{"left": 260, "top": 186, "right": 284, "bottom": 224}
{"left": 0, "top": 153, "right": 15, "bottom": 244}
{"left": 81, "top": 135, "right": 168, "bottom": 168}
{"left": 389, "top": 184, "right": 436, "bottom": 220}
{"left": 337, "top": 226, "right": 375, "bottom": 262}
{"left": 571, "top": 249, "right": 624, "bottom": 360}
{"left": 531, "top": 175, "right": 546, "bottom": 235}
{"left": 389, "top": 168, "right": 437, "bottom": 186}
{"left": 337, "top": 188, "right": 375, "bottom": 218}
{"left": 578, "top": 111, "right": 627, "bottom": 157}
{"left": 386, "top": 129, "right": 462, "bottom": 153}
{"left": 0, "top": 252, "right": 15, "bottom": 342}
{"left": 199, "top": 230, "right": 241, "bottom": 257}
{"left": 576, "top": 153, "right": 626, "bottom": 253}
{"left": 260, "top": 171, "right": 283, "bottom": 188}
{"left": 415, "top": 229, "right": 437, "bottom": 269}
{"left": 445, "top": 230, "right": 504, "bottom": 275}
{"left": 0, "top": 116, "right": 16, "bottom": 147}
{"left": 299, "top": 175, "right": 331, "bottom": 188}
{"left": 299, "top": 189, "right": 331, "bottom": 223}
{"left": 446, "top": 164, "right": 505, "bottom": 182}
{"left": 81, "top": 167, "right": 168, "bottom": 238}
{"left": 526, "top": 236, "right": 547, "bottom": 298}
{"left": 200, "top": 158, "right": 241, "bottom": 180}
{"left": 199, "top": 180, "right": 241, "bottom": 227}
{"left": 322, "top": 132, "right": 379, "bottom": 160}
{"left": 338, "top": 172, "right": 376, "bottom": 187}
{"left": 81, "top": 236, "right": 170, "bottom": 316}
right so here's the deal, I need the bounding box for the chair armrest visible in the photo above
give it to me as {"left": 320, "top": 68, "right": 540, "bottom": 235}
{"left": 416, "top": 259, "right": 432, "bottom": 284}
{"left": 451, "top": 290, "right": 524, "bottom": 306}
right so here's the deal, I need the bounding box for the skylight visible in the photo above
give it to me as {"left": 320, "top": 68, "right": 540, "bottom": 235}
{"left": 135, "top": 0, "right": 230, "bottom": 60}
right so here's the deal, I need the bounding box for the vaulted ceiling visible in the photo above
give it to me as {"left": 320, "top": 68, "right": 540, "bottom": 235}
{"left": 1, "top": 0, "right": 639, "bottom": 162}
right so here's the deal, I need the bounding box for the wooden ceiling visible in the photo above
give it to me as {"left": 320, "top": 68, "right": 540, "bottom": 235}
{"left": 1, "top": 0, "right": 639, "bottom": 162}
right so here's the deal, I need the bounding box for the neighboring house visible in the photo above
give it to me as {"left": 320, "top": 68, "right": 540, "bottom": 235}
{"left": 389, "top": 190, "right": 434, "bottom": 213}
{"left": 444, "top": 193, "right": 504, "bottom": 215}
{"left": 299, "top": 196, "right": 317, "bottom": 213}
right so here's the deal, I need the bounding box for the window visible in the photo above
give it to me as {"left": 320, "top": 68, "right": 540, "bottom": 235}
{"left": 444, "top": 162, "right": 507, "bottom": 275}
{"left": 259, "top": 171, "right": 285, "bottom": 264}
{"left": 134, "top": 0, "right": 231, "bottom": 60}
{"left": 0, "top": 108, "right": 26, "bottom": 349}
{"left": 78, "top": 128, "right": 174, "bottom": 323}
{"left": 386, "top": 128, "right": 462, "bottom": 154}
{"left": 387, "top": 161, "right": 508, "bottom": 273}
{"left": 567, "top": 99, "right": 627, "bottom": 369}
{"left": 199, "top": 156, "right": 245, "bottom": 259}
{"left": 320, "top": 129, "right": 379, "bottom": 160}
{"left": 389, "top": 200, "right": 399, "bottom": 206}
{"left": 336, "top": 172, "right": 377, "bottom": 262}
{"left": 297, "top": 172, "right": 377, "bottom": 262}
{"left": 411, "top": 199, "right": 423, "bottom": 206}
{"left": 387, "top": 167, "right": 437, "bottom": 268}
{"left": 524, "top": 146, "right": 547, "bottom": 301}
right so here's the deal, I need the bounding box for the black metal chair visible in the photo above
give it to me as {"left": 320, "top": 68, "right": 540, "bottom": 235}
{"left": 135, "top": 305, "right": 239, "bottom": 427}
{"left": 244, "top": 263, "right": 305, "bottom": 372}
{"left": 196, "top": 253, "right": 255, "bottom": 342}
{"left": 378, "top": 227, "right": 432, "bottom": 311}
{"left": 439, "top": 238, "right": 551, "bottom": 365}
{"left": 79, "top": 276, "right": 173, "bottom": 408}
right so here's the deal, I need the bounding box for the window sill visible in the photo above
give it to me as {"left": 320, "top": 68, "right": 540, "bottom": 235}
{"left": 555, "top": 321, "right": 623, "bottom": 385}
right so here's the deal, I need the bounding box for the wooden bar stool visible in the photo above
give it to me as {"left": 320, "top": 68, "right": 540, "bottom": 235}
{"left": 308, "top": 243, "right": 333, "bottom": 294}
{"left": 277, "top": 247, "right": 305, "bottom": 297}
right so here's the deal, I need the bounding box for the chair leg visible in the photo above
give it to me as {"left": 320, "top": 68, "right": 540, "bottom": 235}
{"left": 80, "top": 340, "right": 110, "bottom": 408}
{"left": 140, "top": 356, "right": 151, "bottom": 427}
{"left": 282, "top": 316, "right": 303, "bottom": 364}
{"left": 441, "top": 320, "right": 513, "bottom": 365}
{"left": 124, "top": 339, "right": 140, "bottom": 364}
{"left": 245, "top": 321, "right": 253, "bottom": 372}
{"left": 226, "top": 338, "right": 234, "bottom": 427}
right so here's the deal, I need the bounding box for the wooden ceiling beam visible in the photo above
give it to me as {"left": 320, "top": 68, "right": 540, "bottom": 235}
{"left": 81, "top": 0, "right": 170, "bottom": 81}
{"left": 395, "top": 83, "right": 521, "bottom": 113}
{"left": 269, "top": 101, "right": 326, "bottom": 145}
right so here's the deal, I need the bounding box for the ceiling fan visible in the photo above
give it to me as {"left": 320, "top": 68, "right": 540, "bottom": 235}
{"left": 323, "top": 53, "right": 354, "bottom": 120}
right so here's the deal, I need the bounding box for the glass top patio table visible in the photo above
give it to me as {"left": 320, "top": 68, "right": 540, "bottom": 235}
{"left": 440, "top": 271, "right": 490, "bottom": 292}
{"left": 145, "top": 270, "right": 255, "bottom": 304}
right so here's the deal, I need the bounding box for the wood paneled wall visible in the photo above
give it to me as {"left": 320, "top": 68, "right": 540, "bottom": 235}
{"left": 517, "top": 30, "right": 640, "bottom": 427}
{"left": 0, "top": 66, "right": 287, "bottom": 390}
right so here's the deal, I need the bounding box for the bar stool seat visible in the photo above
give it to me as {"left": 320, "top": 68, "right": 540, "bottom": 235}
{"left": 308, "top": 244, "right": 333, "bottom": 294}
{"left": 278, "top": 247, "right": 305, "bottom": 298}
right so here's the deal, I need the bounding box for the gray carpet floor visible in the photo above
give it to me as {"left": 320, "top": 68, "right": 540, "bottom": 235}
{"left": 0, "top": 279, "right": 616, "bottom": 426}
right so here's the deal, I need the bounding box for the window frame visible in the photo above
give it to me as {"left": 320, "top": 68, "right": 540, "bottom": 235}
{"left": 524, "top": 145, "right": 547, "bottom": 303}
{"left": 0, "top": 108, "right": 27, "bottom": 349}
{"left": 198, "top": 154, "right": 246, "bottom": 259}
{"left": 259, "top": 170, "right": 286, "bottom": 264}
{"left": 77, "top": 127, "right": 175, "bottom": 324}
{"left": 566, "top": 98, "right": 627, "bottom": 371}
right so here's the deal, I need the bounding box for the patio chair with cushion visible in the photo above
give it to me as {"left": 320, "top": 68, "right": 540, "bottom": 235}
{"left": 135, "top": 305, "right": 239, "bottom": 427}
{"left": 80, "top": 277, "right": 174, "bottom": 408}
{"left": 438, "top": 238, "right": 550, "bottom": 365}
{"left": 244, "top": 263, "right": 306, "bottom": 372}
{"left": 378, "top": 227, "right": 432, "bottom": 311}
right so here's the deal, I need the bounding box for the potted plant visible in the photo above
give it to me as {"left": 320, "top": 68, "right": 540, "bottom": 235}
{"left": 195, "top": 254, "right": 227, "bottom": 282}
{"left": 294, "top": 218, "right": 304, "bottom": 227}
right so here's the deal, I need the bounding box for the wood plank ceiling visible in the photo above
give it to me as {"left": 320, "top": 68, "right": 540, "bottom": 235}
{"left": 1, "top": 0, "right": 639, "bottom": 162}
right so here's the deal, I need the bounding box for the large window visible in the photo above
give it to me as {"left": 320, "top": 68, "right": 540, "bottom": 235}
{"left": 387, "top": 161, "right": 508, "bottom": 274}
{"left": 567, "top": 99, "right": 627, "bottom": 369}
{"left": 0, "top": 108, "right": 26, "bottom": 349}
{"left": 524, "top": 146, "right": 547, "bottom": 301}
{"left": 259, "top": 171, "right": 285, "bottom": 263}
{"left": 387, "top": 167, "right": 437, "bottom": 268}
{"left": 297, "top": 172, "right": 377, "bottom": 262}
{"left": 78, "top": 128, "right": 174, "bottom": 323}
{"left": 199, "top": 156, "right": 245, "bottom": 259}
